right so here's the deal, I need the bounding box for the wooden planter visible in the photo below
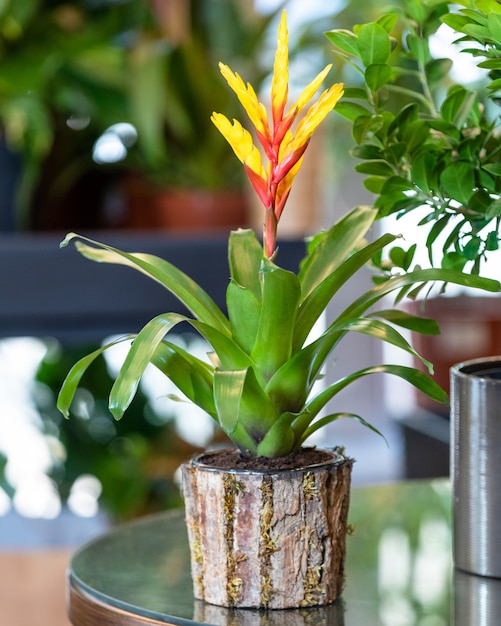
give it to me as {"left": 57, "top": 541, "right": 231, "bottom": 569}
{"left": 181, "top": 448, "right": 353, "bottom": 609}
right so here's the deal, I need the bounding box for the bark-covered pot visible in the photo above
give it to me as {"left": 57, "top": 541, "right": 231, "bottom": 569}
{"left": 181, "top": 447, "right": 353, "bottom": 609}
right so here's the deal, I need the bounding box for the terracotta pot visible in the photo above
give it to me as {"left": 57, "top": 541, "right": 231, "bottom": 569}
{"left": 123, "top": 176, "right": 250, "bottom": 232}
{"left": 181, "top": 448, "right": 353, "bottom": 609}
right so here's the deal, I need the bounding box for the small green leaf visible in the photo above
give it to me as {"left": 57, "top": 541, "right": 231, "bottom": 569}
{"left": 441, "top": 88, "right": 477, "bottom": 127}
{"left": 353, "top": 114, "right": 384, "bottom": 144}
{"left": 364, "top": 176, "right": 386, "bottom": 194}
{"left": 334, "top": 101, "right": 371, "bottom": 122}
{"left": 325, "top": 29, "right": 360, "bottom": 58}
{"left": 462, "top": 236, "right": 482, "bottom": 260}
{"left": 377, "top": 13, "right": 398, "bottom": 33}
{"left": 440, "top": 161, "right": 475, "bottom": 205}
{"left": 425, "top": 58, "right": 453, "bottom": 85}
{"left": 342, "top": 87, "right": 369, "bottom": 100}
{"left": 412, "top": 151, "right": 438, "bottom": 194}
{"left": 407, "top": 34, "right": 431, "bottom": 66}
{"left": 441, "top": 251, "right": 466, "bottom": 271}
{"left": 355, "top": 160, "right": 394, "bottom": 176}
{"left": 477, "top": 0, "right": 501, "bottom": 15}
{"left": 358, "top": 22, "right": 392, "bottom": 66}
{"left": 365, "top": 63, "right": 392, "bottom": 91}
{"left": 486, "top": 231, "right": 500, "bottom": 251}
{"left": 350, "top": 144, "right": 383, "bottom": 159}
{"left": 380, "top": 176, "right": 413, "bottom": 194}
{"left": 488, "top": 12, "right": 501, "bottom": 40}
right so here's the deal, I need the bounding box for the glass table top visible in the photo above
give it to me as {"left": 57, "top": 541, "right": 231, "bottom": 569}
{"left": 69, "top": 478, "right": 501, "bottom": 625}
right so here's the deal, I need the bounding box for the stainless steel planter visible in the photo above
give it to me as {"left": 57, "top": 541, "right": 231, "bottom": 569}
{"left": 451, "top": 356, "right": 501, "bottom": 577}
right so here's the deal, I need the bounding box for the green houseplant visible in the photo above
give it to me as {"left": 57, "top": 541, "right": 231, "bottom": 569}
{"left": 326, "top": 0, "right": 501, "bottom": 275}
{"left": 326, "top": 0, "right": 501, "bottom": 411}
{"left": 58, "top": 11, "right": 498, "bottom": 609}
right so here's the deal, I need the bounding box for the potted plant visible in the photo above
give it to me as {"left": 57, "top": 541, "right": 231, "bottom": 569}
{"left": 57, "top": 11, "right": 498, "bottom": 609}
{"left": 325, "top": 0, "right": 501, "bottom": 463}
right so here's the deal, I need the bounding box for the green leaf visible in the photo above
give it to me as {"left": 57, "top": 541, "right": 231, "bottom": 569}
{"left": 373, "top": 309, "right": 440, "bottom": 335}
{"left": 328, "top": 317, "right": 435, "bottom": 373}
{"left": 61, "top": 234, "right": 230, "bottom": 334}
{"left": 488, "top": 12, "right": 501, "bottom": 40}
{"left": 365, "top": 63, "right": 392, "bottom": 91}
{"left": 407, "top": 34, "right": 431, "bottom": 66}
{"left": 256, "top": 412, "right": 298, "bottom": 458}
{"left": 305, "top": 364, "right": 448, "bottom": 421}
{"left": 462, "top": 236, "right": 482, "bottom": 260}
{"left": 296, "top": 231, "right": 397, "bottom": 349}
{"left": 441, "top": 251, "right": 467, "bottom": 271}
{"left": 151, "top": 341, "right": 216, "bottom": 418}
{"left": 350, "top": 144, "right": 383, "bottom": 159}
{"left": 334, "top": 101, "right": 371, "bottom": 122}
{"left": 402, "top": 121, "right": 430, "bottom": 153}
{"left": 440, "top": 161, "right": 475, "bottom": 205}
{"left": 441, "top": 88, "right": 477, "bottom": 127}
{"left": 109, "top": 313, "right": 188, "bottom": 419}
{"left": 228, "top": 228, "right": 263, "bottom": 300}
{"left": 353, "top": 114, "right": 385, "bottom": 144}
{"left": 355, "top": 160, "right": 394, "bottom": 176}
{"left": 482, "top": 162, "right": 501, "bottom": 177}
{"left": 250, "top": 262, "right": 301, "bottom": 381}
{"left": 486, "top": 231, "right": 499, "bottom": 251}
{"left": 57, "top": 337, "right": 133, "bottom": 418}
{"left": 214, "top": 367, "right": 277, "bottom": 452}
{"left": 477, "top": 0, "right": 501, "bottom": 15}
{"left": 325, "top": 29, "right": 360, "bottom": 58}
{"left": 411, "top": 151, "right": 438, "bottom": 194}
{"left": 357, "top": 23, "right": 392, "bottom": 66}
{"left": 299, "top": 205, "right": 377, "bottom": 298}
{"left": 299, "top": 412, "right": 385, "bottom": 446}
{"left": 425, "top": 58, "right": 453, "bottom": 85}
{"left": 342, "top": 87, "right": 369, "bottom": 100}
{"left": 226, "top": 280, "right": 261, "bottom": 354}
{"left": 364, "top": 176, "right": 386, "bottom": 194}
{"left": 380, "top": 176, "right": 413, "bottom": 194}
{"left": 377, "top": 13, "right": 398, "bottom": 33}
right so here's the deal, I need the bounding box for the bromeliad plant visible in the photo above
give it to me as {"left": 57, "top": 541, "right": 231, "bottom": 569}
{"left": 57, "top": 11, "right": 499, "bottom": 459}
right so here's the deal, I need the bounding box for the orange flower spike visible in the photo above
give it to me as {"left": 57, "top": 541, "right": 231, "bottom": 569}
{"left": 270, "top": 11, "right": 289, "bottom": 133}
{"left": 213, "top": 9, "right": 344, "bottom": 258}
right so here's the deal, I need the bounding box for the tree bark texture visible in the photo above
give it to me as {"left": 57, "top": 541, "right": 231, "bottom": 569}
{"left": 181, "top": 449, "right": 353, "bottom": 609}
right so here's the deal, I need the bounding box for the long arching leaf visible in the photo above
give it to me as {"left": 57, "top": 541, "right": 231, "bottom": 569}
{"left": 294, "top": 231, "right": 397, "bottom": 349}
{"left": 57, "top": 335, "right": 134, "bottom": 418}
{"left": 150, "top": 341, "right": 217, "bottom": 419}
{"left": 109, "top": 313, "right": 188, "bottom": 419}
{"left": 60, "top": 234, "right": 230, "bottom": 334}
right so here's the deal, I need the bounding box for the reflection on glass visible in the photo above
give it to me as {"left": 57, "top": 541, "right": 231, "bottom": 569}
{"left": 454, "top": 569, "right": 501, "bottom": 626}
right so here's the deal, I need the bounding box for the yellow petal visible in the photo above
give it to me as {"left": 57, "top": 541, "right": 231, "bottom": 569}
{"left": 290, "top": 83, "right": 344, "bottom": 149}
{"left": 290, "top": 64, "right": 333, "bottom": 115}
{"left": 211, "top": 112, "right": 266, "bottom": 178}
{"left": 271, "top": 11, "right": 289, "bottom": 125}
{"left": 219, "top": 63, "right": 269, "bottom": 137}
